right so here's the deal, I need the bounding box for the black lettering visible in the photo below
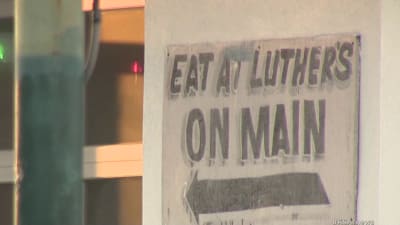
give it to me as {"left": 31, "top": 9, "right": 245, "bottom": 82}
{"left": 250, "top": 50, "right": 262, "bottom": 89}
{"left": 170, "top": 54, "right": 187, "bottom": 94}
{"left": 321, "top": 47, "right": 336, "bottom": 83}
{"left": 292, "top": 48, "right": 309, "bottom": 86}
{"left": 272, "top": 104, "right": 290, "bottom": 156}
{"left": 217, "top": 57, "right": 231, "bottom": 95}
{"left": 308, "top": 47, "right": 321, "bottom": 86}
{"left": 199, "top": 52, "right": 214, "bottom": 91}
{"left": 210, "top": 108, "right": 229, "bottom": 160}
{"left": 292, "top": 100, "right": 300, "bottom": 155}
{"left": 335, "top": 42, "right": 353, "bottom": 81}
{"left": 265, "top": 50, "right": 279, "bottom": 86}
{"left": 186, "top": 108, "right": 206, "bottom": 162}
{"left": 280, "top": 48, "right": 295, "bottom": 84}
{"left": 304, "top": 100, "right": 325, "bottom": 154}
{"left": 185, "top": 55, "right": 199, "bottom": 95}
{"left": 241, "top": 107, "right": 270, "bottom": 160}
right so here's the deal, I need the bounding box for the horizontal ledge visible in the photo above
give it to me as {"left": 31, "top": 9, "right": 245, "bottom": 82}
{"left": 82, "top": 0, "right": 145, "bottom": 11}
{"left": 0, "top": 143, "right": 143, "bottom": 183}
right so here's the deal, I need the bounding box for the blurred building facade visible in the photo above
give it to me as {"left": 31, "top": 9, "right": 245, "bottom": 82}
{"left": 0, "top": 2, "right": 144, "bottom": 225}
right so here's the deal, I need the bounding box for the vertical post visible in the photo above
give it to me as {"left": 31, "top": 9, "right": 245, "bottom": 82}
{"left": 14, "top": 0, "right": 84, "bottom": 225}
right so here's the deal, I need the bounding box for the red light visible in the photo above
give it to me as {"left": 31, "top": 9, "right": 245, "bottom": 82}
{"left": 131, "top": 60, "right": 143, "bottom": 73}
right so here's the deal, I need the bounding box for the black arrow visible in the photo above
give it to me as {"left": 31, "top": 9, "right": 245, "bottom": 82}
{"left": 185, "top": 172, "right": 329, "bottom": 224}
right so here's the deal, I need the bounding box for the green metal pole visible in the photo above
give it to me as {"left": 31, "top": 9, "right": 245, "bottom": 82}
{"left": 14, "top": 0, "right": 84, "bottom": 225}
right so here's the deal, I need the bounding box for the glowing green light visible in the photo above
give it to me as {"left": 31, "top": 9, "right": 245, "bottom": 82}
{"left": 0, "top": 44, "right": 4, "bottom": 61}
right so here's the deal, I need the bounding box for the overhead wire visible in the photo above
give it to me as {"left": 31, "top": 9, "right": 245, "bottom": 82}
{"left": 85, "top": 0, "right": 101, "bottom": 82}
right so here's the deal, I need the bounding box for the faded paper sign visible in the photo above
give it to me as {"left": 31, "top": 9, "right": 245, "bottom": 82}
{"left": 162, "top": 34, "right": 360, "bottom": 225}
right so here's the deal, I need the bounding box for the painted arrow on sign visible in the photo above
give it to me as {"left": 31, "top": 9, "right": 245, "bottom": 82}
{"left": 185, "top": 172, "right": 329, "bottom": 224}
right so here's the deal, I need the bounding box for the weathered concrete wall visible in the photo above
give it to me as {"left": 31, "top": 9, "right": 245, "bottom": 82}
{"left": 144, "top": 0, "right": 380, "bottom": 224}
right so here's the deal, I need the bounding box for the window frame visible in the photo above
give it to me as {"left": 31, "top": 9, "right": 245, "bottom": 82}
{"left": 0, "top": 143, "right": 143, "bottom": 183}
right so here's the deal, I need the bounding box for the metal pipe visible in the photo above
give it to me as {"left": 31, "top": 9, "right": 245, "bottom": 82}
{"left": 14, "top": 0, "right": 84, "bottom": 224}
